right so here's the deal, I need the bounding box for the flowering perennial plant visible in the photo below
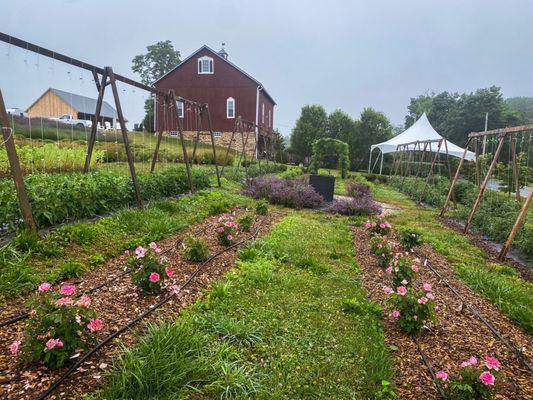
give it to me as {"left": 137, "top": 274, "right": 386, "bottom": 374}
{"left": 215, "top": 215, "right": 239, "bottom": 246}
{"left": 364, "top": 214, "right": 392, "bottom": 236}
{"left": 11, "top": 283, "right": 101, "bottom": 369}
{"left": 370, "top": 236, "right": 393, "bottom": 268}
{"left": 436, "top": 355, "right": 502, "bottom": 399}
{"left": 397, "top": 226, "right": 423, "bottom": 251}
{"left": 128, "top": 242, "right": 172, "bottom": 293}
{"left": 387, "top": 255, "right": 420, "bottom": 288}
{"left": 387, "top": 284, "right": 436, "bottom": 333}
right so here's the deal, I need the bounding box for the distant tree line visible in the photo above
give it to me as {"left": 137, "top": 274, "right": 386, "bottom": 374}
{"left": 289, "top": 105, "right": 393, "bottom": 170}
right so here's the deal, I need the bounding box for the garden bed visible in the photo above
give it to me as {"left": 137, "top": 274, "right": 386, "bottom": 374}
{"left": 0, "top": 207, "right": 283, "bottom": 399}
{"left": 352, "top": 225, "right": 532, "bottom": 399}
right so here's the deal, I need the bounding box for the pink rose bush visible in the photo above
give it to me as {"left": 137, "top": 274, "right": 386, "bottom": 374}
{"left": 364, "top": 214, "right": 392, "bottom": 236}
{"left": 128, "top": 242, "right": 172, "bottom": 293}
{"left": 215, "top": 215, "right": 239, "bottom": 247}
{"left": 389, "top": 255, "right": 419, "bottom": 288}
{"left": 386, "top": 283, "right": 436, "bottom": 333}
{"left": 12, "top": 283, "right": 101, "bottom": 369}
{"left": 436, "top": 355, "right": 502, "bottom": 399}
{"left": 370, "top": 236, "right": 393, "bottom": 268}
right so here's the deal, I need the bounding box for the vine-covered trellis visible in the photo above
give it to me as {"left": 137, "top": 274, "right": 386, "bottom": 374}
{"left": 309, "top": 137, "right": 349, "bottom": 178}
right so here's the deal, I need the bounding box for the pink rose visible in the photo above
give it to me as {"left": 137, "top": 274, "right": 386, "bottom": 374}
{"left": 165, "top": 267, "right": 174, "bottom": 278}
{"left": 364, "top": 222, "right": 372, "bottom": 229}
{"left": 149, "top": 242, "right": 158, "bottom": 250}
{"left": 484, "top": 356, "right": 500, "bottom": 371}
{"left": 371, "top": 222, "right": 377, "bottom": 227}
{"left": 417, "top": 296, "right": 428, "bottom": 304}
{"left": 60, "top": 284, "right": 76, "bottom": 295}
{"left": 87, "top": 318, "right": 103, "bottom": 332}
{"left": 411, "top": 264, "right": 419, "bottom": 272}
{"left": 45, "top": 338, "right": 63, "bottom": 349}
{"left": 382, "top": 286, "right": 393, "bottom": 294}
{"left": 379, "top": 223, "right": 386, "bottom": 229}
{"left": 224, "top": 221, "right": 233, "bottom": 227}
{"left": 76, "top": 295, "right": 91, "bottom": 307}
{"left": 423, "top": 283, "right": 432, "bottom": 291}
{"left": 135, "top": 246, "right": 147, "bottom": 259}
{"left": 217, "top": 227, "right": 224, "bottom": 233}
{"left": 413, "top": 315, "right": 418, "bottom": 320}
{"left": 396, "top": 286, "right": 407, "bottom": 296}
{"left": 149, "top": 272, "right": 160, "bottom": 283}
{"left": 468, "top": 356, "right": 478, "bottom": 365}
{"left": 426, "top": 292, "right": 435, "bottom": 300}
{"left": 385, "top": 266, "right": 393, "bottom": 274}
{"left": 460, "top": 361, "right": 470, "bottom": 368}
{"left": 392, "top": 310, "right": 400, "bottom": 318}
{"left": 56, "top": 297, "right": 73, "bottom": 306}
{"left": 9, "top": 340, "right": 21, "bottom": 355}
{"left": 124, "top": 250, "right": 130, "bottom": 256}
{"left": 401, "top": 279, "right": 408, "bottom": 285}
{"left": 38, "top": 282, "right": 51, "bottom": 292}
{"left": 226, "top": 235, "right": 233, "bottom": 241}
{"left": 436, "top": 370, "right": 448, "bottom": 381}
{"left": 479, "top": 371, "right": 495, "bottom": 386}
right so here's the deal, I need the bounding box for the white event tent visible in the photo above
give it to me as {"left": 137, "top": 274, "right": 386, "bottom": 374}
{"left": 368, "top": 113, "right": 476, "bottom": 174}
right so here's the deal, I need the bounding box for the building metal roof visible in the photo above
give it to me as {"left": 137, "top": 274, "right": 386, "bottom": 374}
{"left": 153, "top": 45, "right": 276, "bottom": 105}
{"left": 50, "top": 88, "right": 118, "bottom": 119}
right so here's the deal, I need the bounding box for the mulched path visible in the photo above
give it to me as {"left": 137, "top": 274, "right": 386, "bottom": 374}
{"left": 0, "top": 208, "right": 283, "bottom": 400}
{"left": 352, "top": 226, "right": 533, "bottom": 400}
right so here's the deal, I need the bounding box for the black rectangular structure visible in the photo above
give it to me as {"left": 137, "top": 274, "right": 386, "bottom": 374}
{"left": 309, "top": 174, "right": 335, "bottom": 202}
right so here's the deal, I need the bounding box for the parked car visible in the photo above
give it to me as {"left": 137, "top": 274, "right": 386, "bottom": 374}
{"left": 49, "top": 114, "right": 92, "bottom": 128}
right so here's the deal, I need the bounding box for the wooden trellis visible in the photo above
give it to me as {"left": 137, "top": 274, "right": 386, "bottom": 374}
{"left": 440, "top": 124, "right": 533, "bottom": 259}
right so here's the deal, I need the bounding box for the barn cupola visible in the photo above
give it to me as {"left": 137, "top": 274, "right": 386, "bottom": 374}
{"left": 218, "top": 43, "right": 228, "bottom": 60}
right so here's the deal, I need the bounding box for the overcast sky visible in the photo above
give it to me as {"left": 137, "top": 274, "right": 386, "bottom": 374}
{"left": 1, "top": 0, "right": 532, "bottom": 136}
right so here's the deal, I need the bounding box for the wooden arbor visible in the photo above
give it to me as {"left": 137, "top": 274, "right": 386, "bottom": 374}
{"left": 149, "top": 91, "right": 221, "bottom": 190}
{"left": 389, "top": 138, "right": 454, "bottom": 204}
{"left": 440, "top": 124, "right": 533, "bottom": 259}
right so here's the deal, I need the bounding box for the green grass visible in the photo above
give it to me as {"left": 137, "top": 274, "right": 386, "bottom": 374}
{"left": 355, "top": 175, "right": 533, "bottom": 333}
{"left": 94, "top": 213, "right": 395, "bottom": 399}
{"left": 0, "top": 189, "right": 253, "bottom": 302}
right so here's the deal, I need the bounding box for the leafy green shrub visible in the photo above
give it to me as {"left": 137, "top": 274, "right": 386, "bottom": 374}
{"left": 237, "top": 214, "right": 254, "bottom": 232}
{"left": 255, "top": 200, "right": 268, "bottom": 215}
{"left": 364, "top": 215, "right": 392, "bottom": 236}
{"left": 397, "top": 226, "right": 423, "bottom": 250}
{"left": 183, "top": 236, "right": 209, "bottom": 262}
{"left": 208, "top": 201, "right": 230, "bottom": 216}
{"left": 88, "top": 252, "right": 106, "bottom": 267}
{"left": 129, "top": 243, "right": 172, "bottom": 293}
{"left": 363, "top": 173, "right": 389, "bottom": 184}
{"left": 386, "top": 285, "right": 436, "bottom": 333}
{"left": 370, "top": 236, "right": 393, "bottom": 268}
{"left": 386, "top": 256, "right": 419, "bottom": 288}
{"left": 52, "top": 261, "right": 85, "bottom": 281}
{"left": 15, "top": 283, "right": 101, "bottom": 369}
{"left": 215, "top": 216, "right": 238, "bottom": 246}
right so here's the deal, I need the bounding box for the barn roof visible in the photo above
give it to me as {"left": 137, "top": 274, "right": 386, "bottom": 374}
{"left": 49, "top": 88, "right": 118, "bottom": 119}
{"left": 153, "top": 45, "right": 276, "bottom": 105}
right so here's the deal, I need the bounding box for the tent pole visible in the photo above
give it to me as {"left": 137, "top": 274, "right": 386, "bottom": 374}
{"left": 379, "top": 152, "right": 384, "bottom": 175}
{"left": 368, "top": 149, "right": 372, "bottom": 173}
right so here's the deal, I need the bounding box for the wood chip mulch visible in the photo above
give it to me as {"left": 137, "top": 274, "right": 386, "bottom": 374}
{"left": 351, "top": 226, "right": 533, "bottom": 400}
{"left": 0, "top": 208, "right": 284, "bottom": 400}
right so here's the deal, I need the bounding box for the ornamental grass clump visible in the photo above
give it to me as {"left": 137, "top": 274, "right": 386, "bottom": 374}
{"left": 436, "top": 356, "right": 503, "bottom": 399}
{"left": 370, "top": 236, "right": 393, "bottom": 268}
{"left": 243, "top": 176, "right": 323, "bottom": 209}
{"left": 128, "top": 242, "right": 173, "bottom": 293}
{"left": 385, "top": 255, "right": 420, "bottom": 288}
{"left": 384, "top": 283, "right": 436, "bottom": 333}
{"left": 364, "top": 214, "right": 392, "bottom": 236}
{"left": 10, "top": 283, "right": 102, "bottom": 369}
{"left": 215, "top": 215, "right": 239, "bottom": 246}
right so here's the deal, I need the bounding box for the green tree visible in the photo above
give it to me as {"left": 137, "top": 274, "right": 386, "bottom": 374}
{"left": 328, "top": 109, "right": 356, "bottom": 143}
{"left": 352, "top": 108, "right": 393, "bottom": 170}
{"left": 289, "top": 105, "right": 328, "bottom": 162}
{"left": 132, "top": 41, "right": 181, "bottom": 132}
{"left": 271, "top": 129, "right": 287, "bottom": 163}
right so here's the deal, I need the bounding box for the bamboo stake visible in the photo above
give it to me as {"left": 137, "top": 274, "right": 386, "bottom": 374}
{"left": 414, "top": 141, "right": 428, "bottom": 184}
{"left": 510, "top": 136, "right": 520, "bottom": 204}
{"left": 169, "top": 90, "right": 193, "bottom": 192}
{"left": 150, "top": 94, "right": 166, "bottom": 173}
{"left": 464, "top": 134, "right": 506, "bottom": 233}
{"left": 498, "top": 191, "right": 532, "bottom": 259}
{"left": 204, "top": 104, "right": 221, "bottom": 188}
{"left": 220, "top": 117, "right": 239, "bottom": 176}
{"left": 84, "top": 69, "right": 107, "bottom": 172}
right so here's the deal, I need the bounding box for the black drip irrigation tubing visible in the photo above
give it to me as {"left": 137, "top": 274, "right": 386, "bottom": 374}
{"left": 33, "top": 218, "right": 265, "bottom": 400}
{"left": 412, "top": 334, "right": 447, "bottom": 399}
{"left": 421, "top": 257, "right": 533, "bottom": 372}
{"left": 0, "top": 224, "right": 209, "bottom": 329}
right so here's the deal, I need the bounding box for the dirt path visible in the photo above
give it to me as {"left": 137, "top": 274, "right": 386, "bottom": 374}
{"left": 0, "top": 208, "right": 283, "bottom": 400}
{"left": 352, "top": 226, "right": 532, "bottom": 400}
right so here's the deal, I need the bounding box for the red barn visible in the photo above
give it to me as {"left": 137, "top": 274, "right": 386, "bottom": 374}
{"left": 154, "top": 45, "right": 276, "bottom": 157}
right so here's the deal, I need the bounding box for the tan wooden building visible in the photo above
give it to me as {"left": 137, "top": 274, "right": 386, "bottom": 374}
{"left": 26, "top": 88, "right": 118, "bottom": 127}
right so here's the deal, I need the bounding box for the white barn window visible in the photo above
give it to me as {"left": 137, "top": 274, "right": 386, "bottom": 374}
{"left": 268, "top": 109, "right": 272, "bottom": 127}
{"left": 198, "top": 56, "right": 214, "bottom": 74}
{"left": 177, "top": 101, "right": 184, "bottom": 118}
{"left": 226, "top": 97, "right": 235, "bottom": 118}
{"left": 262, "top": 103, "right": 265, "bottom": 124}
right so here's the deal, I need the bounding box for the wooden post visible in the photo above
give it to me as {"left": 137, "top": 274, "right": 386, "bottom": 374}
{"left": 464, "top": 134, "right": 506, "bottom": 233}
{"left": 443, "top": 139, "right": 457, "bottom": 207}
{"left": 401, "top": 146, "right": 414, "bottom": 185}
{"left": 204, "top": 104, "right": 221, "bottom": 188}
{"left": 190, "top": 106, "right": 202, "bottom": 164}
{"left": 474, "top": 138, "right": 481, "bottom": 189}
{"left": 419, "top": 139, "right": 443, "bottom": 203}
{"left": 0, "top": 89, "right": 36, "bottom": 232}
{"left": 169, "top": 91, "right": 194, "bottom": 192}
{"left": 220, "top": 117, "right": 239, "bottom": 176}
{"left": 440, "top": 138, "right": 471, "bottom": 217}
{"left": 414, "top": 141, "right": 428, "bottom": 184}
{"left": 150, "top": 94, "right": 166, "bottom": 173}
{"left": 107, "top": 67, "right": 143, "bottom": 208}
{"left": 84, "top": 69, "right": 107, "bottom": 172}
{"left": 498, "top": 191, "right": 532, "bottom": 259}
{"left": 510, "top": 136, "right": 520, "bottom": 204}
